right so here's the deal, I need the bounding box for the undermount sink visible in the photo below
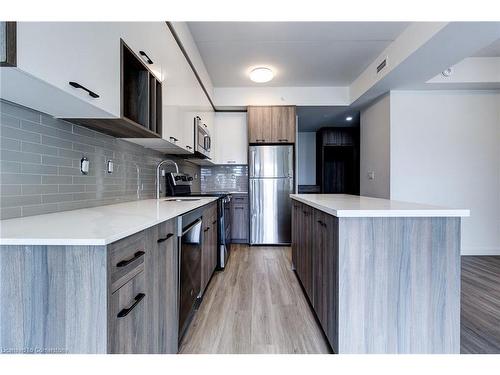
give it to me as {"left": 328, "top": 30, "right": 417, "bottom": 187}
{"left": 164, "top": 198, "right": 201, "bottom": 202}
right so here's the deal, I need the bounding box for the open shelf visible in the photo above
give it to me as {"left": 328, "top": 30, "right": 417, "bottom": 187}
{"left": 123, "top": 44, "right": 150, "bottom": 128}
{"left": 66, "top": 40, "right": 162, "bottom": 139}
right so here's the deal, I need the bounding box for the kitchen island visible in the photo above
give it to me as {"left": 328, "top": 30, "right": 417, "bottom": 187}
{"left": 0, "top": 197, "right": 218, "bottom": 354}
{"left": 290, "top": 194, "right": 470, "bottom": 354}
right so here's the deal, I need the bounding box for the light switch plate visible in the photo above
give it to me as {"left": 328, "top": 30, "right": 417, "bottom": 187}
{"left": 368, "top": 171, "right": 375, "bottom": 180}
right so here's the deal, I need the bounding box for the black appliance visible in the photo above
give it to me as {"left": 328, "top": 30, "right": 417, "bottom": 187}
{"left": 178, "top": 207, "right": 203, "bottom": 341}
{"left": 166, "top": 172, "right": 232, "bottom": 269}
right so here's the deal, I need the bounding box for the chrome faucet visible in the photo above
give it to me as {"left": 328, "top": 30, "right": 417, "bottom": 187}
{"left": 156, "top": 159, "right": 179, "bottom": 199}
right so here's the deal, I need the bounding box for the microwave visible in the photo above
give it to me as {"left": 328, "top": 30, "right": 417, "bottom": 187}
{"left": 193, "top": 116, "right": 211, "bottom": 159}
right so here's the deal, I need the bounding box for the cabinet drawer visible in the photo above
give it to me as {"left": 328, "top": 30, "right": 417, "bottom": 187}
{"left": 232, "top": 194, "right": 248, "bottom": 204}
{"left": 108, "top": 270, "right": 148, "bottom": 354}
{"left": 109, "top": 231, "right": 146, "bottom": 292}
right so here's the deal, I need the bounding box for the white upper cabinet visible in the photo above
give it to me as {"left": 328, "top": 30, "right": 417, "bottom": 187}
{"left": 1, "top": 22, "right": 216, "bottom": 156}
{"left": 2, "top": 22, "right": 123, "bottom": 118}
{"left": 214, "top": 112, "right": 248, "bottom": 165}
{"left": 120, "top": 22, "right": 163, "bottom": 81}
{"left": 1, "top": 22, "right": 165, "bottom": 120}
{"left": 157, "top": 23, "right": 214, "bottom": 155}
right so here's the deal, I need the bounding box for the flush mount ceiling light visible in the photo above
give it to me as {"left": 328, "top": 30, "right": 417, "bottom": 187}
{"left": 249, "top": 67, "right": 274, "bottom": 83}
{"left": 346, "top": 116, "right": 353, "bottom": 121}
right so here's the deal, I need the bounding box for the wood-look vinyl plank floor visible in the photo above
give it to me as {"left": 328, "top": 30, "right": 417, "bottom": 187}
{"left": 180, "top": 247, "right": 500, "bottom": 354}
{"left": 460, "top": 256, "right": 500, "bottom": 354}
{"left": 179, "top": 245, "right": 331, "bottom": 354}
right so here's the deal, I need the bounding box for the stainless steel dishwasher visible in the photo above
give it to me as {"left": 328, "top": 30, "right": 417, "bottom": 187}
{"left": 178, "top": 208, "right": 203, "bottom": 342}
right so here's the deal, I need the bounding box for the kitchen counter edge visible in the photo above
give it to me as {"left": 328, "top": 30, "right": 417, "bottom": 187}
{"left": 290, "top": 194, "right": 470, "bottom": 218}
{"left": 0, "top": 197, "right": 219, "bottom": 246}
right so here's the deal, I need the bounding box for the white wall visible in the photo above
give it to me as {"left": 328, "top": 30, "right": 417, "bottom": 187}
{"left": 361, "top": 90, "right": 500, "bottom": 255}
{"left": 360, "top": 94, "right": 391, "bottom": 199}
{"left": 297, "top": 132, "right": 316, "bottom": 185}
{"left": 390, "top": 90, "right": 500, "bottom": 255}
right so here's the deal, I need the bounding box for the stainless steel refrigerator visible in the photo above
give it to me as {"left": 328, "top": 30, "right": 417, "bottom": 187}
{"left": 249, "top": 145, "right": 294, "bottom": 245}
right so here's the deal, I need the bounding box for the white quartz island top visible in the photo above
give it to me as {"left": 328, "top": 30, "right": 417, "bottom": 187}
{"left": 0, "top": 197, "right": 218, "bottom": 246}
{"left": 290, "top": 194, "right": 470, "bottom": 218}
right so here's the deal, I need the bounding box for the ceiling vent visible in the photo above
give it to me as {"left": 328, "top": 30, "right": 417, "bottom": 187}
{"left": 376, "top": 57, "right": 388, "bottom": 74}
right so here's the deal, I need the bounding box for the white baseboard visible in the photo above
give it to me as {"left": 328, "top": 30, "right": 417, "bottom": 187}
{"left": 461, "top": 247, "right": 500, "bottom": 256}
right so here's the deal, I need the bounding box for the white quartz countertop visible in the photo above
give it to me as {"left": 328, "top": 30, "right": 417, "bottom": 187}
{"left": 0, "top": 197, "right": 218, "bottom": 246}
{"left": 290, "top": 194, "right": 470, "bottom": 218}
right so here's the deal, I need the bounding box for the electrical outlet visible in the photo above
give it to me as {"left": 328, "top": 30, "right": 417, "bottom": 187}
{"left": 80, "top": 157, "right": 89, "bottom": 175}
{"left": 106, "top": 160, "right": 114, "bottom": 174}
{"left": 368, "top": 171, "right": 375, "bottom": 180}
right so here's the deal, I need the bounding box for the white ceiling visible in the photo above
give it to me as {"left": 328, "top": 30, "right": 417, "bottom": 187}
{"left": 473, "top": 38, "right": 500, "bottom": 57}
{"left": 187, "top": 22, "right": 410, "bottom": 87}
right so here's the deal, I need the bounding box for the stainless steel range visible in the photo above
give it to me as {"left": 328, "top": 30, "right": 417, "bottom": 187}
{"left": 165, "top": 172, "right": 232, "bottom": 269}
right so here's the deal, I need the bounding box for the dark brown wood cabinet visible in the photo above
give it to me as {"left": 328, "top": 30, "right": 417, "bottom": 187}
{"left": 108, "top": 270, "right": 148, "bottom": 354}
{"left": 144, "top": 219, "right": 178, "bottom": 354}
{"left": 312, "top": 209, "right": 338, "bottom": 352}
{"left": 271, "top": 105, "right": 296, "bottom": 143}
{"left": 248, "top": 106, "right": 296, "bottom": 144}
{"left": 108, "top": 218, "right": 179, "bottom": 354}
{"left": 230, "top": 193, "right": 249, "bottom": 243}
{"left": 292, "top": 200, "right": 339, "bottom": 353}
{"left": 316, "top": 127, "right": 359, "bottom": 194}
{"left": 248, "top": 106, "right": 272, "bottom": 143}
{"left": 201, "top": 202, "right": 218, "bottom": 294}
{"left": 0, "top": 22, "right": 16, "bottom": 67}
{"left": 291, "top": 201, "right": 314, "bottom": 300}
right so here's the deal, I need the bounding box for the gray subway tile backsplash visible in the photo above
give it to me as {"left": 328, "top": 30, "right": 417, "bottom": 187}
{"left": 1, "top": 102, "right": 40, "bottom": 122}
{"left": 21, "top": 203, "right": 59, "bottom": 217}
{"left": 1, "top": 137, "right": 20, "bottom": 151}
{"left": 22, "top": 141, "right": 59, "bottom": 156}
{"left": 0, "top": 99, "right": 201, "bottom": 220}
{"left": 200, "top": 165, "right": 248, "bottom": 193}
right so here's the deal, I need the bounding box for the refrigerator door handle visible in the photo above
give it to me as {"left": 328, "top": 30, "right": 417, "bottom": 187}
{"left": 251, "top": 148, "right": 256, "bottom": 177}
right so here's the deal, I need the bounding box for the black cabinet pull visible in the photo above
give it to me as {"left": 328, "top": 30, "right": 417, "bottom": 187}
{"left": 157, "top": 233, "right": 174, "bottom": 243}
{"left": 186, "top": 145, "right": 192, "bottom": 150}
{"left": 212, "top": 220, "right": 217, "bottom": 225}
{"left": 169, "top": 136, "right": 178, "bottom": 142}
{"left": 234, "top": 207, "right": 244, "bottom": 210}
{"left": 278, "top": 139, "right": 288, "bottom": 142}
{"left": 116, "top": 251, "right": 145, "bottom": 267}
{"left": 117, "top": 293, "right": 145, "bottom": 318}
{"left": 69, "top": 81, "right": 99, "bottom": 98}
{"left": 204, "top": 227, "right": 210, "bottom": 232}
{"left": 256, "top": 139, "right": 265, "bottom": 142}
{"left": 139, "top": 51, "right": 153, "bottom": 64}
{"left": 317, "top": 220, "right": 327, "bottom": 227}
